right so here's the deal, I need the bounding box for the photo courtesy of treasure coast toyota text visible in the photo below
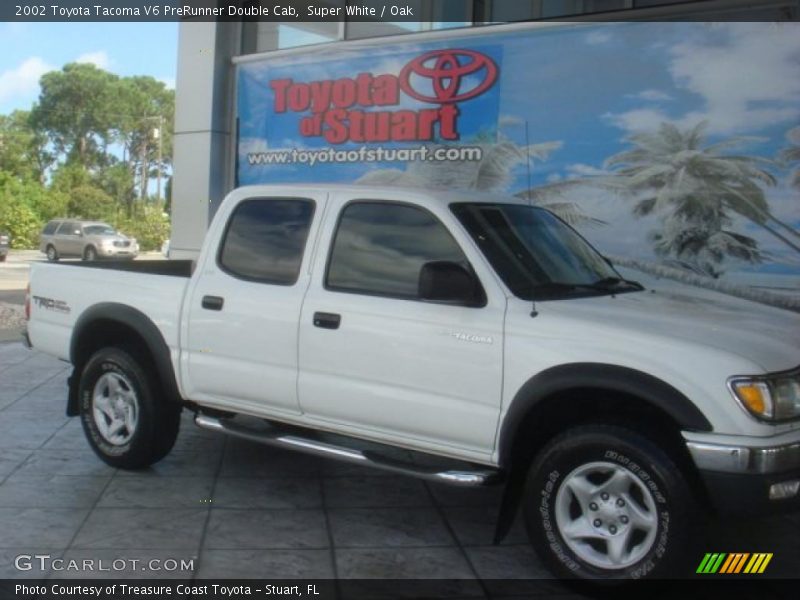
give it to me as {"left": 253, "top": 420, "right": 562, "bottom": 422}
{"left": 0, "top": 1, "right": 799, "bottom": 598}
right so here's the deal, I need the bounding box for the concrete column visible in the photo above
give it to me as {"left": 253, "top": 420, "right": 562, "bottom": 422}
{"left": 170, "top": 21, "right": 241, "bottom": 259}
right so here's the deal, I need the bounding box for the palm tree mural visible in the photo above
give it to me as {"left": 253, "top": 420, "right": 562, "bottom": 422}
{"left": 780, "top": 125, "right": 800, "bottom": 191}
{"left": 604, "top": 121, "right": 800, "bottom": 277}
{"left": 356, "top": 132, "right": 602, "bottom": 226}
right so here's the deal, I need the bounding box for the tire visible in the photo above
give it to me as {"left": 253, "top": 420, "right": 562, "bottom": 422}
{"left": 523, "top": 424, "right": 694, "bottom": 581}
{"left": 78, "top": 346, "right": 181, "bottom": 469}
{"left": 46, "top": 245, "right": 59, "bottom": 262}
{"left": 0, "top": 254, "right": 6, "bottom": 262}
{"left": 84, "top": 246, "right": 97, "bottom": 261}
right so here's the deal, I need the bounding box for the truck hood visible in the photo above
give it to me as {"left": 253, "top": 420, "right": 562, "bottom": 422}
{"left": 543, "top": 287, "right": 800, "bottom": 373}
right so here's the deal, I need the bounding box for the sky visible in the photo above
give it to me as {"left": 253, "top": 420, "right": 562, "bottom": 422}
{"left": 0, "top": 22, "right": 178, "bottom": 115}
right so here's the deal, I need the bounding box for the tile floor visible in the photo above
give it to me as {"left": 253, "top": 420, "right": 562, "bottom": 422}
{"left": 0, "top": 341, "right": 797, "bottom": 597}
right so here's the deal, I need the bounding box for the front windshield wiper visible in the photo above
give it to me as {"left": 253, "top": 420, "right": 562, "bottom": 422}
{"left": 590, "top": 277, "right": 644, "bottom": 291}
{"left": 530, "top": 281, "right": 607, "bottom": 296}
{"left": 530, "top": 277, "right": 644, "bottom": 299}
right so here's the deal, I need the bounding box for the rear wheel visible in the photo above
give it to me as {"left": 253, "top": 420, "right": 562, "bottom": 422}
{"left": 79, "top": 346, "right": 181, "bottom": 469}
{"left": 0, "top": 254, "right": 6, "bottom": 262}
{"left": 523, "top": 424, "right": 694, "bottom": 580}
{"left": 46, "top": 245, "right": 59, "bottom": 262}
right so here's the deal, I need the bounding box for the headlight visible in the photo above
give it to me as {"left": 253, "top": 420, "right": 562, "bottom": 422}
{"left": 729, "top": 369, "right": 800, "bottom": 421}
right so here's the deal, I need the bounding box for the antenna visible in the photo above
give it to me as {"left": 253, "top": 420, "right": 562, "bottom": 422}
{"left": 524, "top": 120, "right": 532, "bottom": 204}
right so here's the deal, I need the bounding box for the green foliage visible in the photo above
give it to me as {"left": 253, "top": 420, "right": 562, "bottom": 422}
{"left": 0, "top": 111, "right": 52, "bottom": 182}
{"left": 67, "top": 185, "right": 116, "bottom": 220}
{"left": 0, "top": 175, "right": 43, "bottom": 247}
{"left": 30, "top": 63, "right": 120, "bottom": 167}
{"left": 113, "top": 205, "right": 170, "bottom": 251}
{"left": 23, "top": 182, "right": 68, "bottom": 222}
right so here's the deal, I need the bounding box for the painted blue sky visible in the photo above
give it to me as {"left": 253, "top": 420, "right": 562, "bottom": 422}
{"left": 238, "top": 22, "right": 800, "bottom": 279}
{"left": 0, "top": 22, "right": 178, "bottom": 115}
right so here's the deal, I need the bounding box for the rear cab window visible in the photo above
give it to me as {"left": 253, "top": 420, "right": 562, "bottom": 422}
{"left": 218, "top": 198, "right": 315, "bottom": 285}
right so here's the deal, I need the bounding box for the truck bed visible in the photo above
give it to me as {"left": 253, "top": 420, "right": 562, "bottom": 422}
{"left": 52, "top": 259, "right": 194, "bottom": 277}
{"left": 27, "top": 260, "right": 192, "bottom": 367}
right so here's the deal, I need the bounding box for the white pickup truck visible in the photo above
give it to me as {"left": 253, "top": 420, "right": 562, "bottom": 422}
{"left": 25, "top": 184, "right": 800, "bottom": 580}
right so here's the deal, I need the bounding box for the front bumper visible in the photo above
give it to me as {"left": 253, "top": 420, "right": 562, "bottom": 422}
{"left": 97, "top": 246, "right": 138, "bottom": 259}
{"left": 687, "top": 438, "right": 800, "bottom": 515}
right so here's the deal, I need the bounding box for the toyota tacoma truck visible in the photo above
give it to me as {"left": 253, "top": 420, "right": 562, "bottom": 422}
{"left": 25, "top": 184, "right": 800, "bottom": 580}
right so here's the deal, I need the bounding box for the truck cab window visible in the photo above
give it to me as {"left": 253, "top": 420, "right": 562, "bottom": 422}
{"left": 326, "top": 201, "right": 468, "bottom": 299}
{"left": 218, "top": 198, "right": 315, "bottom": 285}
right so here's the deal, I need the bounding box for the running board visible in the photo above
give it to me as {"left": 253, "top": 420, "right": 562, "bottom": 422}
{"left": 194, "top": 414, "right": 501, "bottom": 487}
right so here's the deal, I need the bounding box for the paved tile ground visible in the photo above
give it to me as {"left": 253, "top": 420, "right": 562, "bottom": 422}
{"left": 0, "top": 341, "right": 798, "bottom": 594}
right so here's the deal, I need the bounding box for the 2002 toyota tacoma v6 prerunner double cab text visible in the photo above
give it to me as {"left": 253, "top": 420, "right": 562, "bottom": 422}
{"left": 25, "top": 184, "right": 800, "bottom": 580}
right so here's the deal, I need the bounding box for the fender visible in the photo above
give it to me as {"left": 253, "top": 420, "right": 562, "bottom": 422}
{"left": 66, "top": 303, "right": 182, "bottom": 416}
{"left": 498, "top": 362, "right": 713, "bottom": 466}
{"left": 492, "top": 363, "right": 713, "bottom": 543}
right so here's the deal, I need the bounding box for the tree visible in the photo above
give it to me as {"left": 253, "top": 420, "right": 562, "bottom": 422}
{"left": 780, "top": 125, "right": 800, "bottom": 191}
{"left": 0, "top": 174, "right": 44, "bottom": 247}
{"left": 112, "top": 76, "right": 174, "bottom": 203}
{"left": 0, "top": 110, "right": 52, "bottom": 183}
{"left": 31, "top": 63, "right": 119, "bottom": 168}
{"left": 604, "top": 122, "right": 800, "bottom": 275}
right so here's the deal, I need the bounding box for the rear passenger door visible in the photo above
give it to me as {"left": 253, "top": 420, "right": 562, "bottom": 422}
{"left": 298, "top": 198, "right": 506, "bottom": 459}
{"left": 182, "top": 194, "right": 324, "bottom": 416}
{"left": 56, "top": 221, "right": 81, "bottom": 257}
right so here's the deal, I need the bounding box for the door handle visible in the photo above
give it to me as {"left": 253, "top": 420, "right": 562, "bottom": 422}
{"left": 202, "top": 295, "right": 224, "bottom": 311}
{"left": 313, "top": 312, "right": 341, "bottom": 330}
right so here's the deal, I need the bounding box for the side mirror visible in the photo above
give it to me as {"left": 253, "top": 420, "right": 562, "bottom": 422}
{"left": 418, "top": 261, "right": 484, "bottom": 307}
{"left": 74, "top": 230, "right": 83, "bottom": 236}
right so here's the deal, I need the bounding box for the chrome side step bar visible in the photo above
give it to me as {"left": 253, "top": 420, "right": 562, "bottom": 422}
{"left": 194, "top": 414, "right": 501, "bottom": 487}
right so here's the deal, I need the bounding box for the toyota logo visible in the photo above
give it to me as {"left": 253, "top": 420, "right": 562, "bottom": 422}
{"left": 399, "top": 49, "right": 498, "bottom": 104}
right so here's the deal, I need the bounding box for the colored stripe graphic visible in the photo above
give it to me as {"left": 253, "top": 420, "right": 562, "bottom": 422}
{"left": 733, "top": 553, "right": 750, "bottom": 573}
{"left": 720, "top": 553, "right": 749, "bottom": 573}
{"left": 697, "top": 553, "right": 727, "bottom": 573}
{"left": 698, "top": 552, "right": 773, "bottom": 574}
{"left": 696, "top": 553, "right": 713, "bottom": 573}
{"left": 744, "top": 553, "right": 773, "bottom": 574}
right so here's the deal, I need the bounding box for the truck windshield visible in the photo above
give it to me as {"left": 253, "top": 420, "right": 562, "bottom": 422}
{"left": 451, "top": 203, "right": 642, "bottom": 300}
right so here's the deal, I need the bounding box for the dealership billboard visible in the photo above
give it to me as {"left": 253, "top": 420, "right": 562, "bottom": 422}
{"left": 237, "top": 22, "right": 800, "bottom": 307}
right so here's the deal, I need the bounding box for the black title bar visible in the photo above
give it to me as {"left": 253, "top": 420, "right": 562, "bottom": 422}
{"left": 4, "top": 1, "right": 429, "bottom": 22}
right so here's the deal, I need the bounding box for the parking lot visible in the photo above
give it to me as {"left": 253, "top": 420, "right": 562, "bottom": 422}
{"left": 0, "top": 251, "right": 798, "bottom": 593}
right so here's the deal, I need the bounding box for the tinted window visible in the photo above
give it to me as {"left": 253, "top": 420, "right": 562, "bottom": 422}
{"left": 42, "top": 222, "right": 59, "bottom": 235}
{"left": 219, "top": 198, "right": 314, "bottom": 285}
{"left": 56, "top": 221, "right": 78, "bottom": 235}
{"left": 327, "top": 202, "right": 467, "bottom": 299}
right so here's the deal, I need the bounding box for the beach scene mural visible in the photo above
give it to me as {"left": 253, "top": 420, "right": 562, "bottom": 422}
{"left": 238, "top": 22, "right": 800, "bottom": 311}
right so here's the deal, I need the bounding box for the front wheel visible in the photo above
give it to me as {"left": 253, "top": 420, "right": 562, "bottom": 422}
{"left": 78, "top": 346, "right": 181, "bottom": 469}
{"left": 523, "top": 424, "right": 694, "bottom": 580}
{"left": 84, "top": 246, "right": 97, "bottom": 261}
{"left": 46, "top": 245, "right": 59, "bottom": 262}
